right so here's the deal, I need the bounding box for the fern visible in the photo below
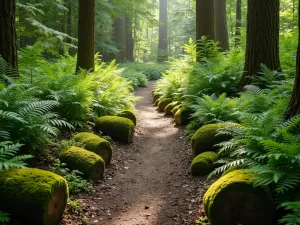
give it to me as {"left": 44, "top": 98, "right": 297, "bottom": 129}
{"left": 0, "top": 211, "right": 10, "bottom": 223}
{"left": 280, "top": 202, "right": 300, "bottom": 225}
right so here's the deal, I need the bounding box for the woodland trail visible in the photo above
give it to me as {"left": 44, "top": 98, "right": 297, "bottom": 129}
{"left": 81, "top": 81, "right": 207, "bottom": 225}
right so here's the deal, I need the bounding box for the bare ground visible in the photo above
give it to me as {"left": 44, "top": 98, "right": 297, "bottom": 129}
{"left": 62, "top": 81, "right": 211, "bottom": 225}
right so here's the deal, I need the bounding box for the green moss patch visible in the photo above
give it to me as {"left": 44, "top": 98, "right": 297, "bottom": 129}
{"left": 164, "top": 101, "right": 180, "bottom": 116}
{"left": 117, "top": 110, "right": 137, "bottom": 126}
{"left": 60, "top": 146, "right": 105, "bottom": 180}
{"left": 153, "top": 93, "right": 161, "bottom": 102}
{"left": 158, "top": 98, "right": 173, "bottom": 112}
{"left": 172, "top": 105, "right": 181, "bottom": 116}
{"left": 191, "top": 152, "right": 218, "bottom": 176}
{"left": 0, "top": 168, "right": 68, "bottom": 225}
{"left": 203, "top": 170, "right": 275, "bottom": 225}
{"left": 191, "top": 123, "right": 232, "bottom": 157}
{"left": 95, "top": 116, "right": 135, "bottom": 143}
{"left": 154, "top": 99, "right": 160, "bottom": 106}
{"left": 73, "top": 132, "right": 113, "bottom": 164}
{"left": 174, "top": 106, "right": 192, "bottom": 125}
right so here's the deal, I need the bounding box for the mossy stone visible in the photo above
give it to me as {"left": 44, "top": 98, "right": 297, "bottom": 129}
{"left": 172, "top": 105, "right": 181, "bottom": 116}
{"left": 154, "top": 99, "right": 160, "bottom": 106}
{"left": 191, "top": 123, "right": 232, "bottom": 157}
{"left": 174, "top": 106, "right": 192, "bottom": 125}
{"left": 221, "top": 166, "right": 239, "bottom": 177}
{"left": 203, "top": 170, "right": 275, "bottom": 225}
{"left": 117, "top": 110, "right": 137, "bottom": 126}
{"left": 95, "top": 116, "right": 135, "bottom": 143}
{"left": 164, "top": 101, "right": 180, "bottom": 116}
{"left": 158, "top": 98, "right": 173, "bottom": 112}
{"left": 0, "top": 168, "right": 68, "bottom": 225}
{"left": 73, "top": 132, "right": 113, "bottom": 164}
{"left": 191, "top": 152, "right": 218, "bottom": 176}
{"left": 60, "top": 146, "right": 105, "bottom": 180}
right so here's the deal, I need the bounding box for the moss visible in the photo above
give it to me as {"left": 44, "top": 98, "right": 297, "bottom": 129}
{"left": 172, "top": 105, "right": 181, "bottom": 116}
{"left": 154, "top": 99, "right": 160, "bottom": 106}
{"left": 174, "top": 106, "right": 192, "bottom": 125}
{"left": 153, "top": 93, "right": 161, "bottom": 102}
{"left": 158, "top": 98, "right": 173, "bottom": 112}
{"left": 164, "top": 101, "right": 180, "bottom": 116}
{"left": 117, "top": 110, "right": 137, "bottom": 125}
{"left": 191, "top": 123, "right": 233, "bottom": 157}
{"left": 203, "top": 170, "right": 275, "bottom": 225}
{"left": 0, "top": 168, "right": 68, "bottom": 225}
{"left": 60, "top": 146, "right": 105, "bottom": 180}
{"left": 191, "top": 152, "right": 218, "bottom": 176}
{"left": 221, "top": 166, "right": 239, "bottom": 177}
{"left": 73, "top": 132, "right": 113, "bottom": 164}
{"left": 95, "top": 116, "right": 135, "bottom": 143}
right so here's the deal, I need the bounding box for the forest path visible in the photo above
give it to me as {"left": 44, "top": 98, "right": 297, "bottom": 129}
{"left": 83, "top": 81, "right": 205, "bottom": 225}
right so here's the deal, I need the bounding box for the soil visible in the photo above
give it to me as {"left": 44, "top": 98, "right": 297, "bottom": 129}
{"left": 61, "top": 81, "right": 212, "bottom": 225}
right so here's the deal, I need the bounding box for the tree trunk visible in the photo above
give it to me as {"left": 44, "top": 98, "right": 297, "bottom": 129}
{"left": 237, "top": 0, "right": 280, "bottom": 90}
{"left": 114, "top": 17, "right": 127, "bottom": 62}
{"left": 0, "top": 0, "right": 18, "bottom": 72}
{"left": 157, "top": 0, "right": 168, "bottom": 62}
{"left": 76, "top": 0, "right": 95, "bottom": 72}
{"left": 196, "top": 0, "right": 215, "bottom": 61}
{"left": 215, "top": 0, "right": 229, "bottom": 51}
{"left": 125, "top": 15, "right": 134, "bottom": 62}
{"left": 235, "top": 0, "right": 242, "bottom": 47}
{"left": 285, "top": 1, "right": 300, "bottom": 119}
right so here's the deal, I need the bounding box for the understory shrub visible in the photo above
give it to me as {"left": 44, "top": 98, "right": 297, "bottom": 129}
{"left": 121, "top": 68, "right": 148, "bottom": 88}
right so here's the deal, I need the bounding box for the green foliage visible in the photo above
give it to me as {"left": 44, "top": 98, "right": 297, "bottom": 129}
{"left": 0, "top": 211, "right": 10, "bottom": 223}
{"left": 67, "top": 199, "right": 83, "bottom": 215}
{"left": 280, "top": 202, "right": 300, "bottom": 225}
{"left": 0, "top": 142, "right": 32, "bottom": 171}
{"left": 196, "top": 36, "right": 220, "bottom": 60}
{"left": 52, "top": 159, "right": 93, "bottom": 195}
{"left": 121, "top": 68, "right": 148, "bottom": 88}
{"left": 121, "top": 62, "right": 169, "bottom": 80}
{"left": 188, "top": 93, "right": 238, "bottom": 136}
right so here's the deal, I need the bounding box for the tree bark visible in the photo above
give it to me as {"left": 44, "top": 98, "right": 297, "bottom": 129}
{"left": 285, "top": 1, "right": 300, "bottom": 119}
{"left": 215, "top": 0, "right": 229, "bottom": 51}
{"left": 76, "top": 0, "right": 95, "bottom": 72}
{"left": 114, "top": 17, "right": 127, "bottom": 62}
{"left": 0, "top": 0, "right": 18, "bottom": 72}
{"left": 237, "top": 0, "right": 280, "bottom": 90}
{"left": 235, "top": 0, "right": 242, "bottom": 47}
{"left": 125, "top": 15, "right": 134, "bottom": 62}
{"left": 196, "top": 0, "right": 215, "bottom": 61}
{"left": 157, "top": 0, "right": 168, "bottom": 62}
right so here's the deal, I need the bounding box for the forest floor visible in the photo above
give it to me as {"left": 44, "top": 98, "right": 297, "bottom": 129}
{"left": 61, "top": 81, "right": 211, "bottom": 225}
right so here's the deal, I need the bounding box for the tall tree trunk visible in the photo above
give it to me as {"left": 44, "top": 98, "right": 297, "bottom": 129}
{"left": 125, "top": 15, "right": 134, "bottom": 62}
{"left": 285, "top": 1, "right": 300, "bottom": 119}
{"left": 196, "top": 0, "right": 215, "bottom": 61}
{"left": 76, "top": 0, "right": 95, "bottom": 72}
{"left": 157, "top": 0, "right": 168, "bottom": 62}
{"left": 237, "top": 0, "right": 280, "bottom": 90}
{"left": 235, "top": 0, "right": 242, "bottom": 47}
{"left": 114, "top": 17, "right": 127, "bottom": 62}
{"left": 0, "top": 0, "right": 18, "bottom": 72}
{"left": 215, "top": 0, "right": 229, "bottom": 51}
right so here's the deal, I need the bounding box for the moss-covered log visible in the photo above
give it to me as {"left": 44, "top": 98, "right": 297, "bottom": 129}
{"left": 95, "top": 116, "right": 135, "bottom": 143}
{"left": 191, "top": 151, "right": 218, "bottom": 176}
{"left": 158, "top": 98, "right": 172, "bottom": 112}
{"left": 60, "top": 146, "right": 105, "bottom": 180}
{"left": 73, "top": 132, "right": 113, "bottom": 164}
{"left": 117, "top": 110, "right": 137, "bottom": 125}
{"left": 191, "top": 123, "right": 232, "bottom": 156}
{"left": 172, "top": 104, "right": 181, "bottom": 116}
{"left": 154, "top": 99, "right": 160, "bottom": 106}
{"left": 164, "top": 101, "right": 180, "bottom": 116}
{"left": 0, "top": 168, "right": 68, "bottom": 225}
{"left": 204, "top": 170, "right": 275, "bottom": 225}
{"left": 153, "top": 93, "right": 161, "bottom": 102}
{"left": 174, "top": 106, "right": 192, "bottom": 125}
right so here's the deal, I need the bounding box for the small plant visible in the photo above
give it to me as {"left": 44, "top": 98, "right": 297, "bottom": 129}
{"left": 51, "top": 159, "right": 93, "bottom": 194}
{"left": 279, "top": 202, "right": 300, "bottom": 225}
{"left": 0, "top": 211, "right": 10, "bottom": 223}
{"left": 67, "top": 199, "right": 83, "bottom": 215}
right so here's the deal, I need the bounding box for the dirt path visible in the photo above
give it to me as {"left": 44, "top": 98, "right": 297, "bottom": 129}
{"left": 80, "top": 81, "right": 208, "bottom": 225}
